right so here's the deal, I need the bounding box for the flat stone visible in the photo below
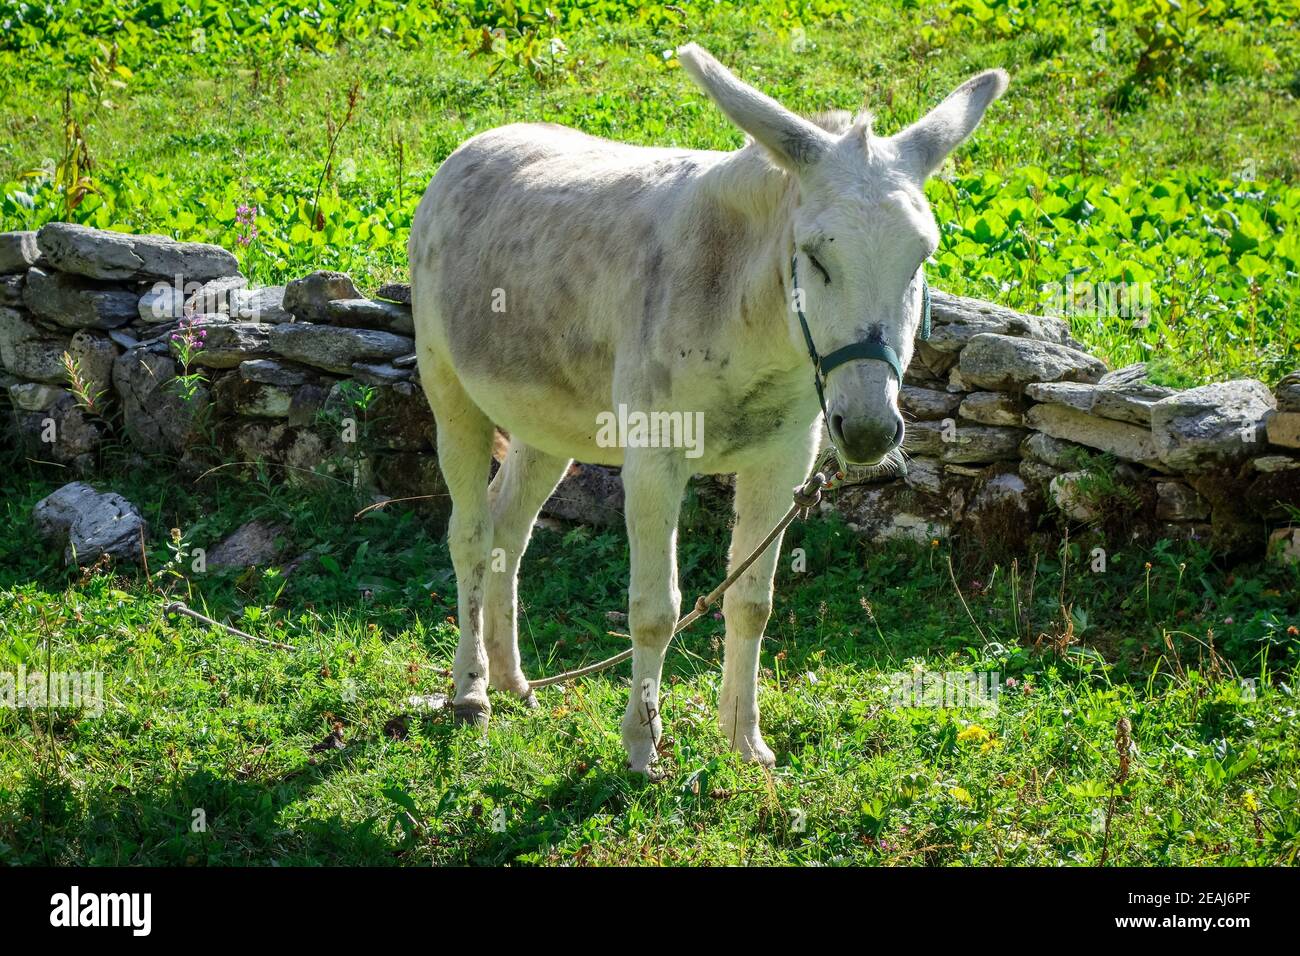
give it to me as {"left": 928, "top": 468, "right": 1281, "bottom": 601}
{"left": 0, "top": 231, "right": 39, "bottom": 273}
{"left": 23, "top": 266, "right": 138, "bottom": 329}
{"left": 1020, "top": 431, "right": 1087, "bottom": 469}
{"left": 964, "top": 472, "right": 1034, "bottom": 542}
{"left": 8, "top": 381, "right": 67, "bottom": 411}
{"left": 959, "top": 391, "right": 1024, "bottom": 426}
{"left": 36, "top": 222, "right": 239, "bottom": 282}
{"left": 832, "top": 481, "right": 953, "bottom": 542}
{"left": 0, "top": 273, "right": 26, "bottom": 307}
{"left": 207, "top": 520, "right": 287, "bottom": 569}
{"left": 1019, "top": 458, "right": 1061, "bottom": 487}
{"left": 1156, "top": 481, "right": 1209, "bottom": 521}
{"left": 268, "top": 322, "right": 413, "bottom": 374}
{"left": 186, "top": 274, "right": 247, "bottom": 314}
{"left": 32, "top": 482, "right": 147, "bottom": 565}
{"left": 324, "top": 297, "right": 414, "bottom": 335}
{"left": 213, "top": 374, "right": 294, "bottom": 418}
{"left": 902, "top": 457, "right": 944, "bottom": 494}
{"left": 926, "top": 289, "right": 1078, "bottom": 353}
{"left": 0, "top": 306, "right": 72, "bottom": 383}
{"left": 1150, "top": 379, "right": 1275, "bottom": 471}
{"left": 1252, "top": 454, "right": 1300, "bottom": 473}
{"left": 233, "top": 285, "right": 292, "bottom": 324}
{"left": 1276, "top": 371, "right": 1300, "bottom": 413}
{"left": 393, "top": 353, "right": 417, "bottom": 369}
{"left": 1049, "top": 470, "right": 1099, "bottom": 523}
{"left": 351, "top": 361, "right": 410, "bottom": 385}
{"left": 108, "top": 328, "right": 139, "bottom": 349}
{"left": 282, "top": 270, "right": 360, "bottom": 323}
{"left": 1265, "top": 410, "right": 1300, "bottom": 450}
{"left": 900, "top": 385, "right": 963, "bottom": 421}
{"left": 959, "top": 333, "right": 1107, "bottom": 391}
{"left": 138, "top": 282, "right": 184, "bottom": 322}
{"left": 375, "top": 282, "right": 411, "bottom": 305}
{"left": 186, "top": 320, "right": 273, "bottom": 369}
{"left": 1025, "top": 403, "right": 1162, "bottom": 468}
{"left": 238, "top": 358, "right": 313, "bottom": 388}
{"left": 543, "top": 463, "right": 625, "bottom": 527}
{"left": 67, "top": 330, "right": 119, "bottom": 403}
{"left": 905, "top": 419, "right": 1025, "bottom": 463}
{"left": 1027, "top": 369, "right": 1174, "bottom": 427}
{"left": 1025, "top": 381, "right": 1097, "bottom": 413}
{"left": 113, "top": 345, "right": 209, "bottom": 453}
{"left": 232, "top": 421, "right": 333, "bottom": 481}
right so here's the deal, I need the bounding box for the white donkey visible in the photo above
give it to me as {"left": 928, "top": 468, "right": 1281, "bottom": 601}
{"left": 410, "top": 44, "right": 1007, "bottom": 774}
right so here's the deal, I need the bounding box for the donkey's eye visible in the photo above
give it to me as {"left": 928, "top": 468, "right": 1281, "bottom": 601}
{"left": 807, "top": 253, "right": 831, "bottom": 285}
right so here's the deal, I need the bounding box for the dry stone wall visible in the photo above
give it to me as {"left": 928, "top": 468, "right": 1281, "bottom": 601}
{"left": 2, "top": 225, "right": 1297, "bottom": 561}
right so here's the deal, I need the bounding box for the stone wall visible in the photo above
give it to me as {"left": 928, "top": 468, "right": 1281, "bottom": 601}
{"left": 2, "top": 225, "right": 1297, "bottom": 560}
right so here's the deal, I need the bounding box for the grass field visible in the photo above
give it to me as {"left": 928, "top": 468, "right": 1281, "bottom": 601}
{"left": 1, "top": 0, "right": 1299, "bottom": 866}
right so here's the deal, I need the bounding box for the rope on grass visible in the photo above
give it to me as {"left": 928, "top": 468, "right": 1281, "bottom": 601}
{"left": 163, "top": 601, "right": 296, "bottom": 651}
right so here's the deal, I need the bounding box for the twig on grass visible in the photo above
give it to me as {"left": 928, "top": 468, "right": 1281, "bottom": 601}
{"left": 164, "top": 600, "right": 296, "bottom": 651}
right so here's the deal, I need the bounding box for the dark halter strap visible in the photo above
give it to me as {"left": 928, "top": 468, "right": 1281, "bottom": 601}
{"left": 791, "top": 253, "right": 931, "bottom": 425}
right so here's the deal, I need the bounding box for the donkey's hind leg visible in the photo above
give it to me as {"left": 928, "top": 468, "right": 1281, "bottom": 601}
{"left": 484, "top": 438, "right": 571, "bottom": 703}
{"left": 423, "top": 362, "right": 497, "bottom": 726}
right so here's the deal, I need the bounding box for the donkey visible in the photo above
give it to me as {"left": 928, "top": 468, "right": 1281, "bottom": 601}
{"left": 409, "top": 44, "right": 1007, "bottom": 774}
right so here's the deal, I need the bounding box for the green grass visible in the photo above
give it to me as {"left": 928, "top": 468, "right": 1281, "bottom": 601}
{"left": 1, "top": 0, "right": 1297, "bottom": 383}
{"left": 2, "top": 462, "right": 1298, "bottom": 865}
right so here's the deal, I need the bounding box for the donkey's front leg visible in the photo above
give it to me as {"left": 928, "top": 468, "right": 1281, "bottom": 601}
{"left": 619, "top": 450, "right": 688, "bottom": 777}
{"left": 720, "top": 442, "right": 819, "bottom": 766}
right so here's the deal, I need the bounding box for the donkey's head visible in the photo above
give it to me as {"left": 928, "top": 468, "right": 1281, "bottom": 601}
{"left": 679, "top": 44, "right": 1008, "bottom": 465}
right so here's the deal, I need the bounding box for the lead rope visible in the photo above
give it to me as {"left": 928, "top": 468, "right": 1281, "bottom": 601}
{"left": 527, "top": 450, "right": 843, "bottom": 689}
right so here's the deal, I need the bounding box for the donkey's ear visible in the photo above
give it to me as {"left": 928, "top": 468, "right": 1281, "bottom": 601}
{"left": 891, "top": 69, "right": 1009, "bottom": 180}
{"left": 678, "top": 43, "right": 832, "bottom": 171}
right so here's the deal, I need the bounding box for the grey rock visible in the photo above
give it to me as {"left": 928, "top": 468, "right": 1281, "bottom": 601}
{"left": 212, "top": 374, "right": 294, "bottom": 419}
{"left": 1276, "top": 371, "right": 1300, "bottom": 413}
{"left": 1019, "top": 457, "right": 1062, "bottom": 487}
{"left": 186, "top": 274, "right": 247, "bottom": 314}
{"left": 1252, "top": 454, "right": 1300, "bottom": 473}
{"left": 1027, "top": 366, "right": 1173, "bottom": 426}
{"left": 902, "top": 457, "right": 945, "bottom": 495}
{"left": 36, "top": 222, "right": 239, "bottom": 282}
{"left": 351, "top": 361, "right": 411, "bottom": 385}
{"left": 905, "top": 341, "right": 958, "bottom": 384}
{"left": 543, "top": 463, "right": 625, "bottom": 527}
{"left": 393, "top": 353, "right": 418, "bottom": 369}
{"left": 0, "top": 231, "right": 39, "bottom": 273}
{"left": 238, "top": 358, "right": 313, "bottom": 388}
{"left": 207, "top": 520, "right": 287, "bottom": 569}
{"left": 113, "top": 345, "right": 208, "bottom": 453}
{"left": 959, "top": 333, "right": 1107, "bottom": 391}
{"left": 233, "top": 284, "right": 292, "bottom": 324}
{"left": 269, "top": 322, "right": 413, "bottom": 374}
{"left": 10, "top": 392, "right": 106, "bottom": 468}
{"left": 32, "top": 482, "right": 146, "bottom": 564}
{"left": 108, "top": 328, "right": 140, "bottom": 349}
{"left": 325, "top": 297, "right": 414, "bottom": 335}
{"left": 832, "top": 481, "right": 954, "bottom": 542}
{"left": 958, "top": 391, "right": 1024, "bottom": 426}
{"left": 0, "top": 307, "right": 72, "bottom": 383}
{"left": 375, "top": 282, "right": 411, "bottom": 305}
{"left": 1025, "top": 403, "right": 1163, "bottom": 468}
{"left": 8, "top": 381, "right": 66, "bottom": 411}
{"left": 1265, "top": 410, "right": 1300, "bottom": 450}
{"left": 900, "top": 385, "right": 963, "bottom": 421}
{"left": 67, "top": 330, "right": 118, "bottom": 403}
{"left": 1020, "top": 431, "right": 1087, "bottom": 469}
{"left": 1156, "top": 481, "right": 1209, "bottom": 521}
{"left": 137, "top": 282, "right": 184, "bottom": 322}
{"left": 965, "top": 472, "right": 1034, "bottom": 542}
{"left": 0, "top": 273, "right": 26, "bottom": 307}
{"left": 927, "top": 290, "right": 1078, "bottom": 353}
{"left": 23, "top": 266, "right": 138, "bottom": 329}
{"left": 186, "top": 319, "right": 272, "bottom": 369}
{"left": 1150, "top": 380, "right": 1275, "bottom": 471}
{"left": 1049, "top": 470, "right": 1100, "bottom": 523}
{"left": 905, "top": 419, "right": 1025, "bottom": 463}
{"left": 282, "top": 270, "right": 360, "bottom": 323}
{"left": 233, "top": 422, "right": 333, "bottom": 481}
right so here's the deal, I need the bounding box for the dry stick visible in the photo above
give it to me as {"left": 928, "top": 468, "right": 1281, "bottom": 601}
{"left": 164, "top": 601, "right": 296, "bottom": 651}
{"left": 946, "top": 554, "right": 987, "bottom": 644}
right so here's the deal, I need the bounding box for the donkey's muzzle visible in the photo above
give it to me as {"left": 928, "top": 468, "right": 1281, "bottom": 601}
{"left": 830, "top": 411, "right": 905, "bottom": 465}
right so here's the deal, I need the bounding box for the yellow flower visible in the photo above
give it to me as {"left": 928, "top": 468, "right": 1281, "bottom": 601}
{"left": 1244, "top": 791, "right": 1259, "bottom": 812}
{"left": 957, "top": 724, "right": 992, "bottom": 745}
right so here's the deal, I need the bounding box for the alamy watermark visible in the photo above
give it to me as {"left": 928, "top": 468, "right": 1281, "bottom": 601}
{"left": 595, "top": 404, "right": 705, "bottom": 459}
{"left": 1, "top": 667, "right": 104, "bottom": 717}
{"left": 884, "top": 670, "right": 1000, "bottom": 712}
{"left": 1042, "top": 274, "right": 1154, "bottom": 326}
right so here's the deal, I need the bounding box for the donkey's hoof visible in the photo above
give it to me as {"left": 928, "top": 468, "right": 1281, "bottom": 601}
{"left": 520, "top": 690, "right": 539, "bottom": 710}
{"left": 453, "top": 703, "right": 490, "bottom": 728}
{"left": 628, "top": 762, "right": 666, "bottom": 783}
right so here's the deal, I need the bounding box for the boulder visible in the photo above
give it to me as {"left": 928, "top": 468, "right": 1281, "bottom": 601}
{"left": 832, "top": 481, "right": 953, "bottom": 542}
{"left": 238, "top": 358, "right": 316, "bottom": 388}
{"left": 374, "top": 282, "right": 411, "bottom": 305}
{"left": 958, "top": 333, "right": 1107, "bottom": 391}
{"left": 186, "top": 320, "right": 273, "bottom": 369}
{"left": 268, "top": 322, "right": 413, "bottom": 374}
{"left": 1155, "top": 481, "right": 1209, "bottom": 521}
{"left": 32, "top": 482, "right": 146, "bottom": 564}
{"left": 212, "top": 373, "right": 295, "bottom": 419}
{"left": 22, "top": 266, "right": 138, "bottom": 329}
{"left": 281, "top": 270, "right": 361, "bottom": 323}
{"left": 1049, "top": 470, "right": 1100, "bottom": 523}
{"left": 36, "top": 222, "right": 239, "bottom": 282}
{"left": 324, "top": 297, "right": 414, "bottom": 336}
{"left": 232, "top": 285, "right": 292, "bottom": 324}
{"left": 958, "top": 390, "right": 1024, "bottom": 426}
{"left": 900, "top": 385, "right": 963, "bottom": 421}
{"left": 0, "top": 231, "right": 39, "bottom": 273}
{"left": 10, "top": 392, "right": 105, "bottom": 468}
{"left": 206, "top": 520, "right": 287, "bottom": 569}
{"left": 0, "top": 307, "right": 72, "bottom": 383}
{"left": 67, "top": 330, "right": 118, "bottom": 402}
{"left": 926, "top": 290, "right": 1078, "bottom": 353}
{"left": 1150, "top": 380, "right": 1275, "bottom": 471}
{"left": 113, "top": 345, "right": 209, "bottom": 453}
{"left": 1276, "top": 371, "right": 1300, "bottom": 413}
{"left": 1265, "top": 411, "right": 1300, "bottom": 450}
{"left": 1025, "top": 403, "right": 1162, "bottom": 468}
{"left": 543, "top": 463, "right": 626, "bottom": 527}
{"left": 964, "top": 471, "right": 1035, "bottom": 543}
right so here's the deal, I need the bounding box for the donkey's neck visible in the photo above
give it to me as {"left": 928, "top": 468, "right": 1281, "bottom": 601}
{"left": 693, "top": 144, "right": 801, "bottom": 365}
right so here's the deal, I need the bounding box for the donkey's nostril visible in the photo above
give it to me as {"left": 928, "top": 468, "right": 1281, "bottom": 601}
{"left": 892, "top": 417, "right": 905, "bottom": 448}
{"left": 830, "top": 413, "right": 846, "bottom": 444}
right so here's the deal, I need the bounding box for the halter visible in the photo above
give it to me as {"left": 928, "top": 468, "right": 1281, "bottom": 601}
{"left": 791, "top": 252, "right": 931, "bottom": 434}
